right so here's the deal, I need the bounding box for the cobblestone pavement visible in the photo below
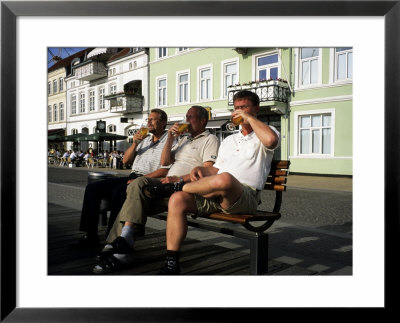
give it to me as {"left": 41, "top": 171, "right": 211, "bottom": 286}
{"left": 48, "top": 165, "right": 352, "bottom": 234}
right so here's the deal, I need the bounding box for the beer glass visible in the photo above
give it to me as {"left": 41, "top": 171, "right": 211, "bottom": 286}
{"left": 226, "top": 114, "right": 243, "bottom": 131}
{"left": 176, "top": 118, "right": 190, "bottom": 135}
{"left": 139, "top": 122, "right": 149, "bottom": 137}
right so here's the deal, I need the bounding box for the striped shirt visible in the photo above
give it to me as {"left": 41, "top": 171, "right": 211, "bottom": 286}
{"left": 131, "top": 131, "right": 169, "bottom": 175}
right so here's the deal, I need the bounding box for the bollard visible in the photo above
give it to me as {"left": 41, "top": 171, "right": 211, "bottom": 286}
{"left": 87, "top": 171, "right": 118, "bottom": 184}
{"left": 87, "top": 172, "right": 119, "bottom": 226}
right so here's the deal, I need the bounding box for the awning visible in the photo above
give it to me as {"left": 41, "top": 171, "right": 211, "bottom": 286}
{"left": 166, "top": 119, "right": 228, "bottom": 130}
{"left": 206, "top": 120, "right": 228, "bottom": 129}
{"left": 87, "top": 48, "right": 108, "bottom": 58}
{"left": 79, "top": 132, "right": 128, "bottom": 141}
{"left": 48, "top": 128, "right": 65, "bottom": 135}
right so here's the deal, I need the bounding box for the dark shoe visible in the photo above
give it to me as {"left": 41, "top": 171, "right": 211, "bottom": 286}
{"left": 69, "top": 234, "right": 99, "bottom": 250}
{"left": 157, "top": 258, "right": 180, "bottom": 275}
{"left": 93, "top": 255, "right": 130, "bottom": 274}
{"left": 143, "top": 181, "right": 184, "bottom": 199}
{"left": 96, "top": 236, "right": 134, "bottom": 261}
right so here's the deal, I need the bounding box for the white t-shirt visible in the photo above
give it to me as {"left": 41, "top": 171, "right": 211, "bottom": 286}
{"left": 213, "top": 126, "right": 280, "bottom": 191}
{"left": 167, "top": 130, "right": 220, "bottom": 177}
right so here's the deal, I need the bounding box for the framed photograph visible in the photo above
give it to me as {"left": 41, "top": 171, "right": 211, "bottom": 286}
{"left": 2, "top": 0, "right": 398, "bottom": 321}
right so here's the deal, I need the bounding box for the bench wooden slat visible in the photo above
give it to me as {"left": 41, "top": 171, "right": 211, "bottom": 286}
{"left": 270, "top": 170, "right": 288, "bottom": 176}
{"left": 207, "top": 212, "right": 252, "bottom": 224}
{"left": 267, "top": 176, "right": 287, "bottom": 185}
{"left": 271, "top": 160, "right": 290, "bottom": 169}
{"left": 264, "top": 184, "right": 286, "bottom": 191}
{"left": 207, "top": 211, "right": 281, "bottom": 224}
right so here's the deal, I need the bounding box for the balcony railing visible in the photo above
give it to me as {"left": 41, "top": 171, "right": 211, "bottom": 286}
{"left": 105, "top": 92, "right": 144, "bottom": 114}
{"left": 73, "top": 61, "right": 107, "bottom": 81}
{"left": 227, "top": 80, "right": 291, "bottom": 106}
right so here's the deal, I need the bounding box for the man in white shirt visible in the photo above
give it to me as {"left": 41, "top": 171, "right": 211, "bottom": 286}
{"left": 158, "top": 90, "right": 280, "bottom": 274}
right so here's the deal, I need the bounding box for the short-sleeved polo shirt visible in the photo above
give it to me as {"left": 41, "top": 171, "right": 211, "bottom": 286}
{"left": 167, "top": 130, "right": 220, "bottom": 177}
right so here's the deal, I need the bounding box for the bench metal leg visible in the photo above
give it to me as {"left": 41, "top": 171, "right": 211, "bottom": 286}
{"left": 249, "top": 233, "right": 269, "bottom": 275}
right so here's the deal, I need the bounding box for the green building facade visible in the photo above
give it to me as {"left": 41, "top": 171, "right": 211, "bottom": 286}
{"left": 148, "top": 47, "right": 352, "bottom": 176}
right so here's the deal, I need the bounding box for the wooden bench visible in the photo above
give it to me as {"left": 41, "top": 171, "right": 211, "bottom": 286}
{"left": 97, "top": 160, "right": 290, "bottom": 274}
{"left": 150, "top": 160, "right": 290, "bottom": 275}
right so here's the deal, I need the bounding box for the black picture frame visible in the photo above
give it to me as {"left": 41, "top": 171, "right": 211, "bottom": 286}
{"left": 1, "top": 0, "right": 398, "bottom": 321}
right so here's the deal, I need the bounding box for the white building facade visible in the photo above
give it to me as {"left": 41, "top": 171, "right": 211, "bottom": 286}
{"left": 64, "top": 48, "right": 149, "bottom": 153}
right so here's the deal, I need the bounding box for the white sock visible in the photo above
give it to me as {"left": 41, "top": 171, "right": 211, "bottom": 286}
{"left": 120, "top": 225, "right": 135, "bottom": 248}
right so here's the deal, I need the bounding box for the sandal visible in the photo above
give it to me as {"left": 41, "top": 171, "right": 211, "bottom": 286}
{"left": 93, "top": 255, "right": 126, "bottom": 274}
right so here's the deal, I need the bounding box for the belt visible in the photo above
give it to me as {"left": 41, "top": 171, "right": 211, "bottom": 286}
{"left": 129, "top": 172, "right": 143, "bottom": 179}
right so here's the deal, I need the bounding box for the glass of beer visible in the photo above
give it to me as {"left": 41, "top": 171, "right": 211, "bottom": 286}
{"left": 226, "top": 114, "right": 243, "bottom": 131}
{"left": 176, "top": 118, "right": 190, "bottom": 135}
{"left": 139, "top": 122, "right": 149, "bottom": 137}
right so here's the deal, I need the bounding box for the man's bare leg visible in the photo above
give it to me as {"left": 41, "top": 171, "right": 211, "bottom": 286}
{"left": 183, "top": 172, "right": 243, "bottom": 209}
{"left": 159, "top": 173, "right": 243, "bottom": 274}
{"left": 157, "top": 191, "right": 197, "bottom": 275}
{"left": 166, "top": 191, "right": 197, "bottom": 251}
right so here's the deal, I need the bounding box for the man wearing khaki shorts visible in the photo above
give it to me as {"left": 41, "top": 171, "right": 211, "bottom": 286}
{"left": 158, "top": 90, "right": 280, "bottom": 275}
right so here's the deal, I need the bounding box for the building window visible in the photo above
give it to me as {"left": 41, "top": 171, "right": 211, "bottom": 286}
{"left": 199, "top": 67, "right": 211, "bottom": 101}
{"left": 59, "top": 78, "right": 64, "bottom": 91}
{"left": 133, "top": 61, "right": 137, "bottom": 69}
{"left": 53, "top": 79, "right": 57, "bottom": 93}
{"left": 299, "top": 48, "right": 320, "bottom": 86}
{"left": 158, "top": 47, "right": 167, "bottom": 59}
{"left": 71, "top": 95, "right": 77, "bottom": 114}
{"left": 72, "top": 128, "right": 78, "bottom": 135}
{"left": 128, "top": 128, "right": 135, "bottom": 143}
{"left": 48, "top": 105, "right": 52, "bottom": 123}
{"left": 223, "top": 61, "right": 238, "bottom": 97}
{"left": 298, "top": 112, "right": 332, "bottom": 155}
{"left": 89, "top": 90, "right": 95, "bottom": 111}
{"left": 178, "top": 47, "right": 188, "bottom": 52}
{"left": 99, "top": 88, "right": 105, "bottom": 110}
{"left": 157, "top": 77, "right": 167, "bottom": 106}
{"left": 79, "top": 92, "right": 85, "bottom": 113}
{"left": 108, "top": 124, "right": 116, "bottom": 133}
{"left": 110, "top": 84, "right": 117, "bottom": 94}
{"left": 177, "top": 72, "right": 189, "bottom": 103}
{"left": 257, "top": 53, "right": 279, "bottom": 81}
{"left": 335, "top": 47, "right": 353, "bottom": 81}
{"left": 59, "top": 102, "right": 64, "bottom": 121}
{"left": 129, "top": 62, "right": 133, "bottom": 70}
{"left": 48, "top": 82, "right": 51, "bottom": 95}
{"left": 53, "top": 104, "right": 58, "bottom": 122}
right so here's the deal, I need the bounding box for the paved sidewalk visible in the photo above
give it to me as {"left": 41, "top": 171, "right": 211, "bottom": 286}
{"left": 287, "top": 174, "right": 352, "bottom": 192}
{"left": 49, "top": 165, "right": 353, "bottom": 192}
